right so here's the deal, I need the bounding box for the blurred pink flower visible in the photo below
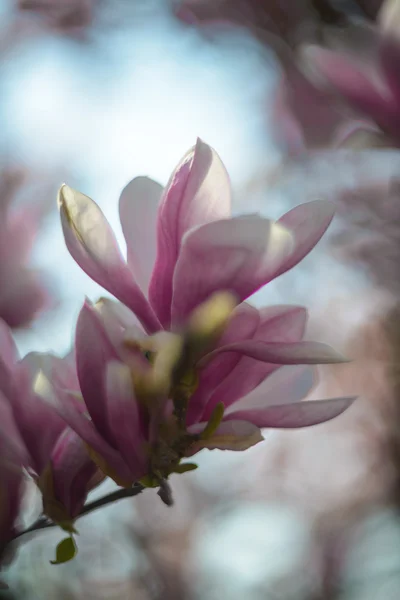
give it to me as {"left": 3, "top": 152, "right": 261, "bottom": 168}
{"left": 0, "top": 323, "right": 29, "bottom": 560}
{"left": 17, "top": 0, "right": 95, "bottom": 33}
{"left": 48, "top": 139, "right": 355, "bottom": 488}
{"left": 300, "top": 35, "right": 400, "bottom": 144}
{"left": 0, "top": 169, "right": 51, "bottom": 329}
{"left": 174, "top": 0, "right": 384, "bottom": 45}
{"left": 0, "top": 320, "right": 98, "bottom": 529}
{"left": 274, "top": 0, "right": 400, "bottom": 154}
{"left": 271, "top": 60, "right": 346, "bottom": 156}
{"left": 0, "top": 393, "right": 27, "bottom": 557}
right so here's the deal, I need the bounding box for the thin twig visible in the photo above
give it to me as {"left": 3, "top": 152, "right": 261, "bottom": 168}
{"left": 12, "top": 484, "right": 144, "bottom": 541}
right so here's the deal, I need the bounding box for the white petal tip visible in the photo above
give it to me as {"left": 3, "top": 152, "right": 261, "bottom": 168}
{"left": 57, "top": 183, "right": 74, "bottom": 209}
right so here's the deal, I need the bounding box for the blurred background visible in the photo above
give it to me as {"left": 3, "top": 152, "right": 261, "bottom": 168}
{"left": 2, "top": 0, "right": 400, "bottom": 598}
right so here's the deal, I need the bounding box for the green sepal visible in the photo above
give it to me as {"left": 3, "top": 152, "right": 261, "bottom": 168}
{"left": 200, "top": 402, "right": 224, "bottom": 439}
{"left": 173, "top": 462, "right": 198, "bottom": 474}
{"left": 50, "top": 536, "right": 77, "bottom": 565}
{"left": 139, "top": 474, "right": 159, "bottom": 488}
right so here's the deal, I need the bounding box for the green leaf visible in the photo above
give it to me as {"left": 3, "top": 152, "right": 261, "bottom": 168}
{"left": 173, "top": 462, "right": 198, "bottom": 474}
{"left": 50, "top": 536, "right": 77, "bottom": 565}
{"left": 200, "top": 402, "right": 224, "bottom": 439}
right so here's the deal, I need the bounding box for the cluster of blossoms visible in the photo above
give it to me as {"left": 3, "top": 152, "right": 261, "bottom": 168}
{"left": 0, "top": 140, "right": 354, "bottom": 569}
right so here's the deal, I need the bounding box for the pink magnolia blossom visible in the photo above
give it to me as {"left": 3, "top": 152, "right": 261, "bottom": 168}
{"left": 299, "top": 36, "right": 400, "bottom": 145}
{"left": 270, "top": 0, "right": 400, "bottom": 155}
{"left": 270, "top": 27, "right": 387, "bottom": 155}
{"left": 0, "top": 320, "right": 98, "bottom": 529}
{"left": 0, "top": 392, "right": 27, "bottom": 557}
{"left": 276, "top": 0, "right": 400, "bottom": 153}
{"left": 0, "top": 169, "right": 51, "bottom": 329}
{"left": 0, "top": 323, "right": 29, "bottom": 553}
{"left": 48, "top": 140, "right": 355, "bottom": 487}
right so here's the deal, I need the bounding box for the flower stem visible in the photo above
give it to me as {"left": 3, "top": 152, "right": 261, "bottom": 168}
{"left": 12, "top": 484, "right": 144, "bottom": 541}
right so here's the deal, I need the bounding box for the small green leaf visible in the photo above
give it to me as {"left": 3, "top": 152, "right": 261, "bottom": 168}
{"left": 174, "top": 462, "right": 198, "bottom": 474}
{"left": 200, "top": 402, "right": 224, "bottom": 439}
{"left": 50, "top": 536, "right": 77, "bottom": 565}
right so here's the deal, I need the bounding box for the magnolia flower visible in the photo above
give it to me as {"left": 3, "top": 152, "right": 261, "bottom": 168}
{"left": 0, "top": 168, "right": 50, "bottom": 329}
{"left": 49, "top": 140, "right": 355, "bottom": 490}
{"left": 299, "top": 36, "right": 400, "bottom": 144}
{"left": 0, "top": 321, "right": 98, "bottom": 530}
{"left": 269, "top": 0, "right": 400, "bottom": 155}
{"left": 0, "top": 324, "right": 30, "bottom": 578}
{"left": 0, "top": 393, "right": 27, "bottom": 558}
{"left": 276, "top": 0, "right": 400, "bottom": 153}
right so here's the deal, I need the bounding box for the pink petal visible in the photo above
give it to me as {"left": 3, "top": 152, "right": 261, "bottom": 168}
{"left": 273, "top": 66, "right": 342, "bottom": 154}
{"left": 225, "top": 396, "right": 356, "bottom": 428}
{"left": 94, "top": 301, "right": 151, "bottom": 377}
{"left": 203, "top": 340, "right": 347, "bottom": 364}
{"left": 0, "top": 390, "right": 29, "bottom": 467}
{"left": 252, "top": 305, "right": 307, "bottom": 343}
{"left": 119, "top": 176, "right": 162, "bottom": 294}
{"left": 149, "top": 139, "right": 231, "bottom": 327}
{"left": 0, "top": 319, "right": 18, "bottom": 398}
{"left": 225, "top": 365, "right": 316, "bottom": 414}
{"left": 95, "top": 297, "right": 141, "bottom": 331}
{"left": 171, "top": 216, "right": 293, "bottom": 325}
{"left": 106, "top": 362, "right": 148, "bottom": 480}
{"left": 187, "top": 419, "right": 263, "bottom": 452}
{"left": 186, "top": 302, "right": 260, "bottom": 425}
{"left": 21, "top": 352, "right": 77, "bottom": 393}
{"left": 33, "top": 370, "right": 133, "bottom": 483}
{"left": 59, "top": 184, "right": 160, "bottom": 333}
{"left": 0, "top": 270, "right": 49, "bottom": 329}
{"left": 202, "top": 305, "right": 309, "bottom": 420}
{"left": 275, "top": 200, "right": 335, "bottom": 277}
{"left": 51, "top": 428, "right": 97, "bottom": 518}
{"left": 0, "top": 391, "right": 25, "bottom": 546}
{"left": 0, "top": 319, "right": 18, "bottom": 369}
{"left": 6, "top": 204, "right": 42, "bottom": 263}
{"left": 93, "top": 298, "right": 145, "bottom": 364}
{"left": 75, "top": 300, "right": 119, "bottom": 443}
{"left": 12, "top": 359, "right": 65, "bottom": 475}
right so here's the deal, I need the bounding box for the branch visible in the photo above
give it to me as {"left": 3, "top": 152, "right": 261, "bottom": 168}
{"left": 12, "top": 484, "right": 144, "bottom": 542}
